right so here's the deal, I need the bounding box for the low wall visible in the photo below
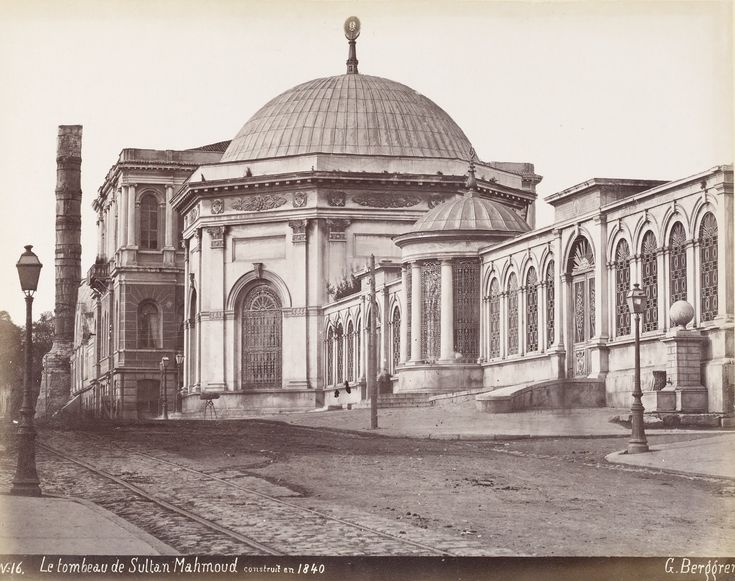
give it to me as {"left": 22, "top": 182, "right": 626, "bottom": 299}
{"left": 181, "top": 388, "right": 318, "bottom": 418}
{"left": 482, "top": 352, "right": 562, "bottom": 390}
{"left": 395, "top": 364, "right": 483, "bottom": 393}
{"left": 476, "top": 379, "right": 606, "bottom": 413}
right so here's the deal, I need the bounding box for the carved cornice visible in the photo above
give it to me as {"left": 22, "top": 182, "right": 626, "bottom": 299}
{"left": 327, "top": 191, "right": 346, "bottom": 207}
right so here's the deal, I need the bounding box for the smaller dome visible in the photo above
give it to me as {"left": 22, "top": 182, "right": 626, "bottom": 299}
{"left": 410, "top": 194, "right": 531, "bottom": 235}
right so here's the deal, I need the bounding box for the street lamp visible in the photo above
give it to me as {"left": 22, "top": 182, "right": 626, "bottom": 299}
{"left": 626, "top": 283, "right": 649, "bottom": 454}
{"left": 159, "top": 356, "right": 170, "bottom": 420}
{"left": 175, "top": 352, "right": 184, "bottom": 413}
{"left": 11, "top": 245, "right": 43, "bottom": 496}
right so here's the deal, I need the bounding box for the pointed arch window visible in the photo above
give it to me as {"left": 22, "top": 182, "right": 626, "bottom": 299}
{"left": 641, "top": 232, "right": 658, "bottom": 332}
{"left": 346, "top": 320, "right": 355, "bottom": 382}
{"left": 453, "top": 259, "right": 480, "bottom": 361}
{"left": 326, "top": 326, "right": 334, "bottom": 386}
{"left": 390, "top": 308, "right": 401, "bottom": 373}
{"left": 699, "top": 213, "right": 718, "bottom": 321}
{"left": 507, "top": 273, "right": 519, "bottom": 356}
{"left": 545, "top": 260, "right": 555, "bottom": 347}
{"left": 138, "top": 301, "right": 160, "bottom": 348}
{"left": 488, "top": 279, "right": 500, "bottom": 359}
{"left": 526, "top": 268, "right": 539, "bottom": 352}
{"left": 335, "top": 323, "right": 344, "bottom": 384}
{"left": 139, "top": 194, "right": 160, "bottom": 250}
{"left": 614, "top": 239, "right": 631, "bottom": 336}
{"left": 669, "top": 222, "right": 687, "bottom": 304}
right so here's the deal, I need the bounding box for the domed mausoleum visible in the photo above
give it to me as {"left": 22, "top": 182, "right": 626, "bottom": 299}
{"left": 69, "top": 19, "right": 732, "bottom": 423}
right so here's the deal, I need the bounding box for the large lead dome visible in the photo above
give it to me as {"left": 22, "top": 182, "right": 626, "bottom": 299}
{"left": 221, "top": 74, "right": 473, "bottom": 162}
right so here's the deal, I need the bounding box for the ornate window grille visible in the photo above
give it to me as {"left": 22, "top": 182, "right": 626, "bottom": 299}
{"left": 488, "top": 279, "right": 500, "bottom": 359}
{"left": 325, "top": 326, "right": 334, "bottom": 386}
{"left": 453, "top": 259, "right": 480, "bottom": 361}
{"left": 241, "top": 284, "right": 282, "bottom": 388}
{"left": 335, "top": 323, "right": 344, "bottom": 384}
{"left": 568, "top": 236, "right": 595, "bottom": 346}
{"left": 137, "top": 301, "right": 160, "bottom": 348}
{"left": 356, "top": 318, "right": 362, "bottom": 379}
{"left": 589, "top": 278, "right": 596, "bottom": 338}
{"left": 420, "top": 260, "right": 441, "bottom": 360}
{"left": 405, "top": 269, "right": 412, "bottom": 353}
{"left": 139, "top": 194, "right": 159, "bottom": 250}
{"left": 507, "top": 273, "right": 519, "bottom": 355}
{"left": 669, "top": 222, "right": 687, "bottom": 304}
{"left": 699, "top": 213, "right": 718, "bottom": 321}
{"left": 614, "top": 239, "right": 631, "bottom": 336}
{"left": 526, "top": 268, "right": 539, "bottom": 352}
{"left": 391, "top": 308, "right": 401, "bottom": 372}
{"left": 346, "top": 321, "right": 354, "bottom": 382}
{"left": 545, "top": 260, "right": 555, "bottom": 347}
{"left": 641, "top": 232, "right": 658, "bottom": 332}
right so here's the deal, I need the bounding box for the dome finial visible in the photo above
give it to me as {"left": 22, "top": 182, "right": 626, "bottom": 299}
{"left": 344, "top": 16, "right": 361, "bottom": 74}
{"left": 464, "top": 147, "right": 478, "bottom": 194}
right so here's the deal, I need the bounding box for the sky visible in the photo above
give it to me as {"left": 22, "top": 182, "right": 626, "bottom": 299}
{"left": 0, "top": 0, "right": 731, "bottom": 324}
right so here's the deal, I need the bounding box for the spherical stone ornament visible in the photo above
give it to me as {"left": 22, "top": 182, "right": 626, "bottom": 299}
{"left": 670, "top": 300, "right": 694, "bottom": 328}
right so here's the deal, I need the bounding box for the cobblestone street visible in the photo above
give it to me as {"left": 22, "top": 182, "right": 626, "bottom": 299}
{"left": 2, "top": 421, "right": 733, "bottom": 556}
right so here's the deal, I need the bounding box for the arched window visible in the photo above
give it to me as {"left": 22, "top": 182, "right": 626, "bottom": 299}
{"left": 488, "top": 279, "right": 500, "bottom": 359}
{"left": 641, "top": 232, "right": 658, "bottom": 332}
{"left": 507, "top": 273, "right": 519, "bottom": 355}
{"left": 526, "top": 268, "right": 539, "bottom": 352}
{"left": 453, "top": 259, "right": 480, "bottom": 361}
{"left": 356, "top": 318, "right": 362, "bottom": 379}
{"left": 390, "top": 308, "right": 401, "bottom": 373}
{"left": 699, "top": 213, "right": 718, "bottom": 321}
{"left": 614, "top": 239, "right": 631, "bottom": 336}
{"left": 138, "top": 301, "right": 160, "bottom": 348}
{"left": 568, "top": 236, "right": 596, "bottom": 376}
{"left": 669, "top": 222, "right": 687, "bottom": 304}
{"left": 421, "top": 260, "right": 441, "bottom": 360}
{"left": 346, "top": 320, "right": 355, "bottom": 382}
{"left": 241, "top": 283, "right": 282, "bottom": 388}
{"left": 335, "top": 323, "right": 344, "bottom": 384}
{"left": 545, "top": 260, "right": 555, "bottom": 347}
{"left": 139, "top": 194, "right": 159, "bottom": 250}
{"left": 326, "top": 326, "right": 334, "bottom": 386}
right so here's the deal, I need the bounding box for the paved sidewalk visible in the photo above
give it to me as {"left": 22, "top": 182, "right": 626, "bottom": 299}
{"left": 606, "top": 433, "right": 735, "bottom": 480}
{"left": 0, "top": 494, "right": 177, "bottom": 555}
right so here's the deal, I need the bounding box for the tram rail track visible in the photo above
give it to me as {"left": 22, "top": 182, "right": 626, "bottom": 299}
{"left": 39, "top": 435, "right": 463, "bottom": 556}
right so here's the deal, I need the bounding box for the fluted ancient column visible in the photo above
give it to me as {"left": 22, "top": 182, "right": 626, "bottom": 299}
{"left": 37, "top": 125, "right": 83, "bottom": 420}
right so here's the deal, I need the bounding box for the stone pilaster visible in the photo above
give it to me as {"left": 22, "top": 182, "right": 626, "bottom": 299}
{"left": 439, "top": 259, "right": 454, "bottom": 362}
{"left": 662, "top": 328, "right": 708, "bottom": 412}
{"left": 409, "top": 262, "right": 422, "bottom": 363}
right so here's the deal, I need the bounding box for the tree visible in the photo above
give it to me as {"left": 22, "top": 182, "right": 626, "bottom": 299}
{"left": 25, "top": 311, "right": 54, "bottom": 390}
{"left": 0, "top": 311, "right": 22, "bottom": 419}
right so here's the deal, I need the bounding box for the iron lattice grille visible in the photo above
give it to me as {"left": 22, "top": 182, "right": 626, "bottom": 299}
{"left": 391, "top": 308, "right": 401, "bottom": 372}
{"left": 325, "top": 327, "right": 334, "bottom": 386}
{"left": 405, "top": 270, "right": 412, "bottom": 355}
{"left": 346, "top": 321, "right": 354, "bottom": 382}
{"left": 641, "top": 232, "right": 659, "bottom": 332}
{"left": 526, "top": 268, "right": 539, "bottom": 352}
{"left": 335, "top": 323, "right": 344, "bottom": 384}
{"left": 614, "top": 240, "right": 631, "bottom": 336}
{"left": 669, "top": 222, "right": 687, "bottom": 304}
{"left": 507, "top": 274, "right": 519, "bottom": 355}
{"left": 420, "top": 260, "right": 441, "bottom": 360}
{"left": 453, "top": 259, "right": 480, "bottom": 361}
{"left": 699, "top": 213, "right": 718, "bottom": 321}
{"left": 242, "top": 284, "right": 282, "bottom": 388}
{"left": 356, "top": 320, "right": 362, "bottom": 379}
{"left": 574, "top": 280, "right": 585, "bottom": 343}
{"left": 488, "top": 279, "right": 500, "bottom": 359}
{"left": 589, "top": 278, "right": 596, "bottom": 338}
{"left": 569, "top": 237, "right": 594, "bottom": 275}
{"left": 545, "top": 260, "right": 555, "bottom": 347}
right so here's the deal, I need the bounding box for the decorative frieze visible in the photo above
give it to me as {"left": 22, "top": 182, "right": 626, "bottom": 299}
{"left": 428, "top": 194, "right": 448, "bottom": 209}
{"left": 232, "top": 194, "right": 287, "bottom": 212}
{"left": 283, "top": 307, "right": 307, "bottom": 318}
{"left": 326, "top": 218, "right": 350, "bottom": 242}
{"left": 210, "top": 199, "right": 224, "bottom": 214}
{"left": 292, "top": 192, "right": 308, "bottom": 207}
{"left": 289, "top": 219, "right": 309, "bottom": 243}
{"left": 200, "top": 310, "right": 225, "bottom": 320}
{"left": 327, "top": 191, "right": 346, "bottom": 206}
{"left": 353, "top": 193, "right": 421, "bottom": 208}
{"left": 206, "top": 226, "right": 225, "bottom": 248}
{"left": 185, "top": 204, "right": 199, "bottom": 226}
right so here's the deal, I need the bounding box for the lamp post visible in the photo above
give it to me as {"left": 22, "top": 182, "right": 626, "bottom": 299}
{"left": 11, "top": 245, "right": 43, "bottom": 496}
{"left": 175, "top": 352, "right": 184, "bottom": 413}
{"left": 159, "top": 356, "right": 169, "bottom": 420}
{"left": 626, "top": 283, "right": 649, "bottom": 454}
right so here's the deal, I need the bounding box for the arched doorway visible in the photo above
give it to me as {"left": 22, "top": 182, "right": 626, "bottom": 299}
{"left": 567, "top": 236, "right": 595, "bottom": 377}
{"left": 241, "top": 283, "right": 282, "bottom": 388}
